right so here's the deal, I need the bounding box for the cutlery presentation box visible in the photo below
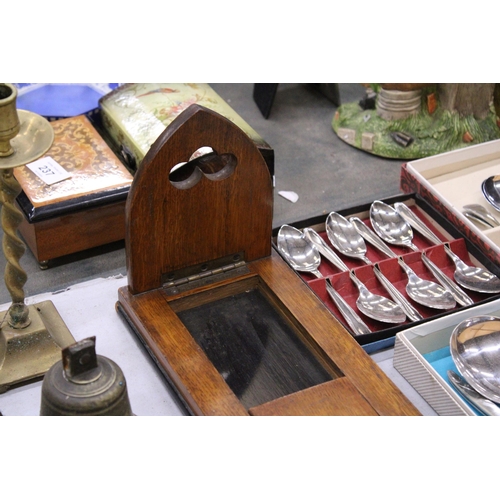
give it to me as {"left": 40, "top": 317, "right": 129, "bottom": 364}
{"left": 400, "top": 139, "right": 500, "bottom": 268}
{"left": 14, "top": 114, "right": 133, "bottom": 267}
{"left": 115, "top": 104, "right": 419, "bottom": 416}
{"left": 272, "top": 193, "right": 500, "bottom": 354}
{"left": 393, "top": 297, "right": 500, "bottom": 416}
{"left": 99, "top": 83, "right": 275, "bottom": 177}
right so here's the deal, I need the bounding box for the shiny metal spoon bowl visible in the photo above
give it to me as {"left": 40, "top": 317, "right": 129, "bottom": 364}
{"left": 398, "top": 256, "right": 456, "bottom": 309}
{"left": 481, "top": 175, "right": 500, "bottom": 213}
{"left": 325, "top": 211, "right": 371, "bottom": 264}
{"left": 277, "top": 224, "right": 321, "bottom": 277}
{"left": 370, "top": 200, "right": 418, "bottom": 251}
{"left": 450, "top": 315, "right": 500, "bottom": 404}
{"left": 349, "top": 269, "right": 406, "bottom": 323}
{"left": 462, "top": 203, "right": 500, "bottom": 228}
{"left": 277, "top": 225, "right": 371, "bottom": 336}
{"left": 449, "top": 256, "right": 500, "bottom": 293}
{"left": 301, "top": 227, "right": 405, "bottom": 323}
{"left": 395, "top": 202, "right": 500, "bottom": 294}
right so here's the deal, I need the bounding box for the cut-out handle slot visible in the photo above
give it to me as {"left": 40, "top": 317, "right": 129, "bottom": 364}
{"left": 169, "top": 146, "right": 237, "bottom": 189}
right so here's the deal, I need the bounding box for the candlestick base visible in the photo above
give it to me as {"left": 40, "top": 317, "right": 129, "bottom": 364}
{"left": 0, "top": 300, "right": 75, "bottom": 393}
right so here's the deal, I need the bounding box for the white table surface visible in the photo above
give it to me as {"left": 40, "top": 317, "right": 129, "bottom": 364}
{"left": 0, "top": 275, "right": 436, "bottom": 416}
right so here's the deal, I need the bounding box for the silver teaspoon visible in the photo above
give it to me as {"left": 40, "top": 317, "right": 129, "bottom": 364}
{"left": 395, "top": 202, "right": 500, "bottom": 294}
{"left": 349, "top": 269, "right": 406, "bottom": 324}
{"left": 303, "top": 228, "right": 405, "bottom": 323}
{"left": 350, "top": 217, "right": 424, "bottom": 322}
{"left": 277, "top": 225, "right": 371, "bottom": 336}
{"left": 462, "top": 204, "right": 500, "bottom": 228}
{"left": 325, "top": 211, "right": 371, "bottom": 264}
{"left": 371, "top": 201, "right": 473, "bottom": 306}
{"left": 350, "top": 215, "right": 455, "bottom": 310}
{"left": 370, "top": 200, "right": 418, "bottom": 251}
{"left": 397, "top": 256, "right": 456, "bottom": 309}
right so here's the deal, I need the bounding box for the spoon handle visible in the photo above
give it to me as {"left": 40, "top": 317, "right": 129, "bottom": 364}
{"left": 373, "top": 265, "right": 423, "bottom": 322}
{"left": 303, "top": 229, "right": 349, "bottom": 272}
{"left": 349, "top": 217, "right": 398, "bottom": 258}
{"left": 311, "top": 269, "right": 324, "bottom": 279}
{"left": 447, "top": 370, "right": 500, "bottom": 416}
{"left": 395, "top": 202, "right": 468, "bottom": 264}
{"left": 394, "top": 204, "right": 479, "bottom": 303}
{"left": 348, "top": 269, "right": 364, "bottom": 289}
{"left": 421, "top": 252, "right": 474, "bottom": 306}
{"left": 462, "top": 207, "right": 498, "bottom": 228}
{"left": 394, "top": 202, "right": 442, "bottom": 246}
{"left": 324, "top": 279, "right": 371, "bottom": 336}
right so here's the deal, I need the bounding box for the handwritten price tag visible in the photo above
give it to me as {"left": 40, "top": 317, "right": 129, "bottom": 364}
{"left": 26, "top": 156, "right": 71, "bottom": 185}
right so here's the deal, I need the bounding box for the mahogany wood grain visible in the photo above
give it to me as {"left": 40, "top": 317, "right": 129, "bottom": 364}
{"left": 118, "top": 286, "right": 247, "bottom": 415}
{"left": 125, "top": 104, "right": 273, "bottom": 294}
{"left": 118, "top": 250, "right": 420, "bottom": 416}
{"left": 247, "top": 250, "right": 420, "bottom": 416}
{"left": 249, "top": 379, "right": 378, "bottom": 416}
{"left": 17, "top": 200, "right": 126, "bottom": 264}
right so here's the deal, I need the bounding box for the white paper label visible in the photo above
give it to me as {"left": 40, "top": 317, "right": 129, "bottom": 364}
{"left": 25, "top": 156, "right": 71, "bottom": 185}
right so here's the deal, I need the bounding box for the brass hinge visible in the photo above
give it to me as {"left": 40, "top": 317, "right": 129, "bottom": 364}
{"left": 162, "top": 253, "right": 248, "bottom": 295}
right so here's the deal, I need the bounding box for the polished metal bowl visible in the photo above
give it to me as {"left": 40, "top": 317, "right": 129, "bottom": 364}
{"left": 450, "top": 315, "right": 500, "bottom": 404}
{"left": 482, "top": 175, "right": 500, "bottom": 213}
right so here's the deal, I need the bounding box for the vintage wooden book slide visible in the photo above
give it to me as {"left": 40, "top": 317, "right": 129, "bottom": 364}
{"left": 116, "top": 104, "right": 419, "bottom": 416}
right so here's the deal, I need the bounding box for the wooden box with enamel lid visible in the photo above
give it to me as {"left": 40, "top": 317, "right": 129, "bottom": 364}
{"left": 14, "top": 114, "right": 133, "bottom": 268}
{"left": 116, "top": 104, "right": 419, "bottom": 416}
{"left": 99, "top": 83, "right": 274, "bottom": 176}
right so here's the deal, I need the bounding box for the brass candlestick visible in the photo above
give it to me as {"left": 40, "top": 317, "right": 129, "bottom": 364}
{"left": 0, "top": 83, "right": 75, "bottom": 393}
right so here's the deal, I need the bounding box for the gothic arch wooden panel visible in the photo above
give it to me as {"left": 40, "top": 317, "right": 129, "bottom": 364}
{"left": 125, "top": 104, "right": 273, "bottom": 294}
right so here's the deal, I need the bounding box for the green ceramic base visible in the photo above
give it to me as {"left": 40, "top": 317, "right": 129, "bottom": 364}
{"left": 332, "top": 101, "right": 500, "bottom": 160}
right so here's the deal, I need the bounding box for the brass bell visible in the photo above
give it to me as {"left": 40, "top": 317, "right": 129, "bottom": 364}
{"left": 40, "top": 336, "right": 133, "bottom": 416}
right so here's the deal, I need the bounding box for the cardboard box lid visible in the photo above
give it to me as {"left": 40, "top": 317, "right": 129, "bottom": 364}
{"left": 400, "top": 139, "right": 500, "bottom": 267}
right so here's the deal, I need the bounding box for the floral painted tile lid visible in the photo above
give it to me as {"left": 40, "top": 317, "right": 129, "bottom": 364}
{"left": 99, "top": 83, "right": 270, "bottom": 166}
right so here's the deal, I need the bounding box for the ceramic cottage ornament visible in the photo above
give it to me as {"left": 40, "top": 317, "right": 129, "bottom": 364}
{"left": 333, "top": 83, "right": 500, "bottom": 160}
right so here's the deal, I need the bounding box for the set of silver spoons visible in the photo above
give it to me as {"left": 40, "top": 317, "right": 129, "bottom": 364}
{"left": 278, "top": 201, "right": 500, "bottom": 336}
